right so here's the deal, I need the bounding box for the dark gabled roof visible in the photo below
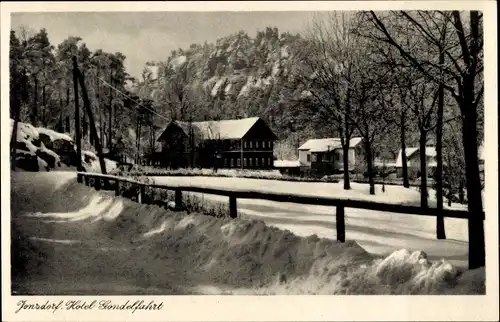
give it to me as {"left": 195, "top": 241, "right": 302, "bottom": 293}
{"left": 159, "top": 117, "right": 276, "bottom": 141}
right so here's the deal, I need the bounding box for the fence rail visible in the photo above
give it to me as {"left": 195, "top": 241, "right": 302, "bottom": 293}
{"left": 76, "top": 172, "right": 485, "bottom": 270}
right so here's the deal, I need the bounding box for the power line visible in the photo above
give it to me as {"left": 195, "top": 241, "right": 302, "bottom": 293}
{"left": 97, "top": 77, "right": 170, "bottom": 121}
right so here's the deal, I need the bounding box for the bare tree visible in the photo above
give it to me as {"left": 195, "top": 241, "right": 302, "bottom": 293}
{"left": 295, "top": 13, "right": 362, "bottom": 190}
{"left": 367, "top": 10, "right": 484, "bottom": 268}
{"left": 348, "top": 44, "right": 394, "bottom": 195}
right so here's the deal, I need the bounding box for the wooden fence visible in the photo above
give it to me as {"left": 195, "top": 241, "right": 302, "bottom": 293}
{"left": 76, "top": 172, "right": 485, "bottom": 270}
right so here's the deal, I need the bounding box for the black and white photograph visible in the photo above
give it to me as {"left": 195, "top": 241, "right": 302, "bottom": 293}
{"left": 2, "top": 1, "right": 498, "bottom": 321}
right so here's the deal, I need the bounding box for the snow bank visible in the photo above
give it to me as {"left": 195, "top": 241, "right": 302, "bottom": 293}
{"left": 11, "top": 172, "right": 484, "bottom": 295}
{"left": 274, "top": 160, "right": 301, "bottom": 168}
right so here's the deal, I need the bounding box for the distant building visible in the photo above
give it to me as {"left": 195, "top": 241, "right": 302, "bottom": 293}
{"left": 157, "top": 117, "right": 277, "bottom": 169}
{"left": 395, "top": 146, "right": 437, "bottom": 179}
{"left": 273, "top": 159, "right": 301, "bottom": 176}
{"left": 297, "top": 137, "right": 364, "bottom": 174}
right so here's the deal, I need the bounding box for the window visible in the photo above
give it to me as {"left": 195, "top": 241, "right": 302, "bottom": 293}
{"left": 224, "top": 159, "right": 228, "bottom": 167}
{"left": 244, "top": 140, "right": 247, "bottom": 149}
{"left": 311, "top": 154, "right": 317, "bottom": 162}
{"left": 268, "top": 158, "right": 272, "bottom": 166}
{"left": 256, "top": 141, "right": 259, "bottom": 149}
{"left": 307, "top": 154, "right": 311, "bottom": 162}
{"left": 249, "top": 141, "right": 253, "bottom": 149}
{"left": 230, "top": 158, "right": 234, "bottom": 167}
{"left": 261, "top": 158, "right": 265, "bottom": 167}
{"left": 256, "top": 158, "right": 259, "bottom": 167}
{"left": 237, "top": 158, "right": 241, "bottom": 167}
{"left": 244, "top": 158, "right": 247, "bottom": 167}
{"left": 249, "top": 158, "right": 253, "bottom": 167}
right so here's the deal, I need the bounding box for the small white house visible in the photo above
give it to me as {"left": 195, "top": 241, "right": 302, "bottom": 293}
{"left": 298, "top": 137, "right": 363, "bottom": 173}
{"left": 395, "top": 146, "right": 437, "bottom": 179}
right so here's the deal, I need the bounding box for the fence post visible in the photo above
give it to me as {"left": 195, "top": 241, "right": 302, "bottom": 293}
{"left": 468, "top": 213, "right": 485, "bottom": 269}
{"left": 229, "top": 195, "right": 237, "bottom": 219}
{"left": 175, "top": 189, "right": 182, "bottom": 211}
{"left": 336, "top": 205, "right": 345, "bottom": 243}
{"left": 94, "top": 177, "right": 101, "bottom": 191}
{"left": 77, "top": 173, "right": 83, "bottom": 183}
{"left": 84, "top": 175, "right": 89, "bottom": 186}
{"left": 115, "top": 179, "right": 120, "bottom": 197}
{"left": 140, "top": 184, "right": 146, "bottom": 204}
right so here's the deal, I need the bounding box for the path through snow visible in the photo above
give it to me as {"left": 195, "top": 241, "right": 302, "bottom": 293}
{"left": 10, "top": 172, "right": 484, "bottom": 295}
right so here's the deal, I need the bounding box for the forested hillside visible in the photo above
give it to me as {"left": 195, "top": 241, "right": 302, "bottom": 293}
{"left": 134, "top": 27, "right": 324, "bottom": 160}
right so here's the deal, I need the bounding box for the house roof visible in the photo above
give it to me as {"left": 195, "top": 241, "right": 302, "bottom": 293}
{"left": 298, "top": 137, "right": 363, "bottom": 152}
{"left": 395, "top": 147, "right": 437, "bottom": 167}
{"left": 162, "top": 117, "right": 271, "bottom": 141}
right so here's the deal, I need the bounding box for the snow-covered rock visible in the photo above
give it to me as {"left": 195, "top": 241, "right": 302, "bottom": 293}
{"left": 37, "top": 143, "right": 61, "bottom": 168}
{"left": 10, "top": 119, "right": 115, "bottom": 173}
{"left": 14, "top": 149, "right": 49, "bottom": 172}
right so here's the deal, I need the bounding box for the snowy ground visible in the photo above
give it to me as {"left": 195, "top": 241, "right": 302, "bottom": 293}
{"left": 10, "top": 171, "right": 484, "bottom": 295}
{"left": 151, "top": 176, "right": 470, "bottom": 267}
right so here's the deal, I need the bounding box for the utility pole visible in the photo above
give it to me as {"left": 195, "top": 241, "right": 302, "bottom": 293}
{"left": 75, "top": 58, "right": 108, "bottom": 175}
{"left": 72, "top": 56, "right": 83, "bottom": 175}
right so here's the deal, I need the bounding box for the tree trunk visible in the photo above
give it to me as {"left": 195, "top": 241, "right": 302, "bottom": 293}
{"left": 343, "top": 91, "right": 352, "bottom": 190}
{"left": 32, "top": 75, "right": 38, "bottom": 126}
{"left": 72, "top": 57, "right": 83, "bottom": 172}
{"left": 435, "top": 63, "right": 446, "bottom": 239}
{"left": 364, "top": 138, "right": 375, "bottom": 195}
{"left": 76, "top": 65, "right": 108, "bottom": 175}
{"left": 461, "top": 91, "right": 484, "bottom": 268}
{"left": 82, "top": 111, "right": 87, "bottom": 139}
{"left": 400, "top": 112, "right": 410, "bottom": 188}
{"left": 42, "top": 85, "right": 46, "bottom": 127}
{"left": 66, "top": 87, "right": 70, "bottom": 132}
{"left": 22, "top": 69, "right": 28, "bottom": 105}
{"left": 10, "top": 74, "right": 21, "bottom": 171}
{"left": 342, "top": 141, "right": 351, "bottom": 190}
{"left": 108, "top": 76, "right": 113, "bottom": 150}
{"left": 97, "top": 70, "right": 104, "bottom": 153}
{"left": 419, "top": 130, "right": 428, "bottom": 208}
{"left": 59, "top": 97, "right": 64, "bottom": 132}
{"left": 136, "top": 116, "right": 141, "bottom": 163}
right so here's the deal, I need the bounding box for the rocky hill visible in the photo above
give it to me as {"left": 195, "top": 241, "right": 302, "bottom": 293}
{"left": 137, "top": 28, "right": 320, "bottom": 159}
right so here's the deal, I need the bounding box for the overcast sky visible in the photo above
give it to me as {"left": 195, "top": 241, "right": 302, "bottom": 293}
{"left": 11, "top": 12, "right": 325, "bottom": 78}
